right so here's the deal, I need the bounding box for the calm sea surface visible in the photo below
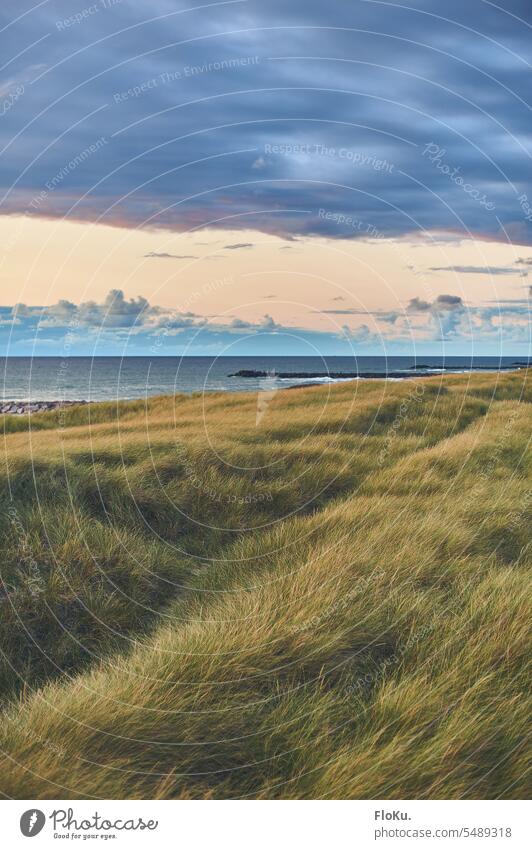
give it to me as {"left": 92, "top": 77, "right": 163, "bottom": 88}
{"left": 0, "top": 356, "right": 528, "bottom": 402}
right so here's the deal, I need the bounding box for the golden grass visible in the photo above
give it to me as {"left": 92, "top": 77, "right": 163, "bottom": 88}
{"left": 0, "top": 371, "right": 530, "bottom": 798}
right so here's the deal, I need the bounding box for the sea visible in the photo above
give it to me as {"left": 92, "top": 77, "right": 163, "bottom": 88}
{"left": 0, "top": 356, "right": 528, "bottom": 402}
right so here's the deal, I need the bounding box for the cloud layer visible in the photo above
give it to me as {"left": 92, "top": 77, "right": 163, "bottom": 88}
{"left": 1, "top": 286, "right": 529, "bottom": 355}
{"left": 0, "top": 1, "right": 531, "bottom": 243}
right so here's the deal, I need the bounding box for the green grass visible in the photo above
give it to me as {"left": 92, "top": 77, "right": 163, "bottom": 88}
{"left": 0, "top": 371, "right": 530, "bottom": 799}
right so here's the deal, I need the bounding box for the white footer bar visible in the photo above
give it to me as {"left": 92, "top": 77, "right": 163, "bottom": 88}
{"left": 2, "top": 799, "right": 529, "bottom": 849}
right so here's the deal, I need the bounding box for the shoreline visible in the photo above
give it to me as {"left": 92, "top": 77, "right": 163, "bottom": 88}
{"left": 229, "top": 364, "right": 530, "bottom": 380}
{"left": 0, "top": 366, "right": 529, "bottom": 414}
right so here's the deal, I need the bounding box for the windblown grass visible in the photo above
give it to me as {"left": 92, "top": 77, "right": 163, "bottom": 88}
{"left": 0, "top": 371, "right": 530, "bottom": 799}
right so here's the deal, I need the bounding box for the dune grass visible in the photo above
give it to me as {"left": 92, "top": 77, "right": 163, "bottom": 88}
{"left": 0, "top": 370, "right": 530, "bottom": 799}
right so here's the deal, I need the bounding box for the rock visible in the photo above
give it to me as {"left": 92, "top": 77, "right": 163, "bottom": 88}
{"left": 0, "top": 399, "right": 91, "bottom": 415}
{"left": 228, "top": 370, "right": 269, "bottom": 378}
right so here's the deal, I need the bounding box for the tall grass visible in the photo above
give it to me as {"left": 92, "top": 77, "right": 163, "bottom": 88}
{"left": 0, "top": 371, "right": 530, "bottom": 798}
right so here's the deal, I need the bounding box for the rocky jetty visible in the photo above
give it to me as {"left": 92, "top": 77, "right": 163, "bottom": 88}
{"left": 230, "top": 369, "right": 361, "bottom": 379}
{"left": 230, "top": 364, "right": 529, "bottom": 380}
{"left": 0, "top": 400, "right": 89, "bottom": 416}
{"left": 230, "top": 369, "right": 430, "bottom": 379}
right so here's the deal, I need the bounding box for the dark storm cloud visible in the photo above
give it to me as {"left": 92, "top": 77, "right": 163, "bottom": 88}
{"left": 0, "top": 1, "right": 531, "bottom": 242}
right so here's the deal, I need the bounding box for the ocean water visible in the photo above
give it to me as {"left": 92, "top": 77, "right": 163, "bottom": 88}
{"left": 0, "top": 356, "right": 528, "bottom": 402}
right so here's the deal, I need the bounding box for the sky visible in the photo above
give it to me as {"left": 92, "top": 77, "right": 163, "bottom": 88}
{"left": 0, "top": 0, "right": 531, "bottom": 356}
